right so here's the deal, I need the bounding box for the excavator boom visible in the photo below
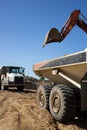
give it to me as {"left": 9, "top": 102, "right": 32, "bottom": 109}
{"left": 60, "top": 10, "right": 80, "bottom": 41}
{"left": 43, "top": 10, "right": 87, "bottom": 47}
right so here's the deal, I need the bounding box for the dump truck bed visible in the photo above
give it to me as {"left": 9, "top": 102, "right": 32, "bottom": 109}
{"left": 33, "top": 49, "right": 87, "bottom": 87}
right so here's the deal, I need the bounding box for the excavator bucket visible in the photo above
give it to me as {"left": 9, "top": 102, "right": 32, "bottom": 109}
{"left": 43, "top": 28, "right": 61, "bottom": 47}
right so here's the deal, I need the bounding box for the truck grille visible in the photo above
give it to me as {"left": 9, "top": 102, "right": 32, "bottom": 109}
{"left": 15, "top": 77, "right": 24, "bottom": 84}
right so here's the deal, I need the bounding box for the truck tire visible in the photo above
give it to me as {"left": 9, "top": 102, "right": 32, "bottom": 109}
{"left": 37, "top": 85, "right": 52, "bottom": 110}
{"left": 17, "top": 86, "right": 24, "bottom": 92}
{"left": 49, "top": 84, "right": 77, "bottom": 122}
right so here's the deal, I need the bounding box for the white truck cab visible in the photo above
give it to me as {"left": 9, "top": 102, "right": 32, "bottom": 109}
{"left": 0, "top": 66, "right": 25, "bottom": 91}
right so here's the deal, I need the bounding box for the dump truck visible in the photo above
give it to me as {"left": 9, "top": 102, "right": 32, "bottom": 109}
{"left": 0, "top": 66, "right": 25, "bottom": 91}
{"left": 33, "top": 10, "right": 87, "bottom": 122}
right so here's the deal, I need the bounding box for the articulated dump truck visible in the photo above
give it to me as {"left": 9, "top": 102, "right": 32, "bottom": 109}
{"left": 33, "top": 10, "right": 87, "bottom": 122}
{"left": 33, "top": 49, "right": 87, "bottom": 122}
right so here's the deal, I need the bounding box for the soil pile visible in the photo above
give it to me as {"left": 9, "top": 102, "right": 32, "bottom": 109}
{"left": 0, "top": 90, "right": 57, "bottom": 130}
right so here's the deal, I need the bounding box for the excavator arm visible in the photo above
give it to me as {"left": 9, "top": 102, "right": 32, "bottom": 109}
{"left": 43, "top": 10, "right": 87, "bottom": 47}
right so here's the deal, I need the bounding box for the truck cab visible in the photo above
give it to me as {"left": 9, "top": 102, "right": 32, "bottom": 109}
{"left": 0, "top": 66, "right": 25, "bottom": 91}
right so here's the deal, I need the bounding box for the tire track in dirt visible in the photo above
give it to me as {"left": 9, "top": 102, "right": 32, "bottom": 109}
{"left": 0, "top": 90, "right": 57, "bottom": 130}
{"left": 0, "top": 90, "right": 87, "bottom": 130}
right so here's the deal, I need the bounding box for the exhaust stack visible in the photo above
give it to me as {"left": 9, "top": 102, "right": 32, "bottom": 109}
{"left": 43, "top": 28, "right": 61, "bottom": 47}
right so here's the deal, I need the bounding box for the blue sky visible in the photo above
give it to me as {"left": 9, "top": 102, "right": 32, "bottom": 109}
{"left": 0, "top": 0, "right": 87, "bottom": 78}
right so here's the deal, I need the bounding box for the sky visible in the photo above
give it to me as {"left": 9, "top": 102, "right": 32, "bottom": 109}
{"left": 0, "top": 0, "right": 87, "bottom": 78}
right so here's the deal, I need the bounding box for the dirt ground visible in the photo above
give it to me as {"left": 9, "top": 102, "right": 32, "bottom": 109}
{"left": 0, "top": 87, "right": 87, "bottom": 130}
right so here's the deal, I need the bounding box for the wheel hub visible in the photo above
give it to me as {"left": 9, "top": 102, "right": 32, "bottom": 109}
{"left": 52, "top": 95, "right": 61, "bottom": 113}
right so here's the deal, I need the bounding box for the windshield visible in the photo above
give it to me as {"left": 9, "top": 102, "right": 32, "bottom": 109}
{"left": 9, "top": 67, "right": 25, "bottom": 75}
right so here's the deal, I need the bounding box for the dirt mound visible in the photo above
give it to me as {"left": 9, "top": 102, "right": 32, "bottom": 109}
{"left": 0, "top": 88, "right": 87, "bottom": 130}
{"left": 0, "top": 90, "right": 57, "bottom": 130}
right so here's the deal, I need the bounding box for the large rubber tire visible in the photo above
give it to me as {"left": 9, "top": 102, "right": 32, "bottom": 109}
{"left": 49, "top": 84, "right": 77, "bottom": 123}
{"left": 37, "top": 85, "right": 52, "bottom": 110}
{"left": 17, "top": 86, "right": 24, "bottom": 92}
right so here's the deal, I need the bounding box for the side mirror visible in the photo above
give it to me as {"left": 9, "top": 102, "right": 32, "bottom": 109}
{"left": 43, "top": 28, "right": 61, "bottom": 47}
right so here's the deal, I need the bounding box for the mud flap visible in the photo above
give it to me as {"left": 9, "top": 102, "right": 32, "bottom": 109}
{"left": 43, "top": 28, "right": 61, "bottom": 47}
